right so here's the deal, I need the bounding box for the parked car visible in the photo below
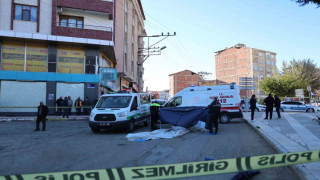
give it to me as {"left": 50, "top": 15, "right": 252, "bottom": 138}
{"left": 241, "top": 102, "right": 266, "bottom": 112}
{"left": 280, "top": 101, "right": 317, "bottom": 112}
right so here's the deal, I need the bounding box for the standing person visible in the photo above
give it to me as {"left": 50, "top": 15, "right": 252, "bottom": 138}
{"left": 250, "top": 95, "right": 257, "bottom": 122}
{"left": 150, "top": 101, "right": 160, "bottom": 130}
{"left": 206, "top": 97, "right": 221, "bottom": 135}
{"left": 264, "top": 93, "right": 275, "bottom": 119}
{"left": 274, "top": 95, "right": 281, "bottom": 118}
{"left": 55, "top": 96, "right": 63, "bottom": 116}
{"left": 83, "top": 97, "right": 90, "bottom": 115}
{"left": 92, "top": 97, "right": 99, "bottom": 109}
{"left": 67, "top": 96, "right": 73, "bottom": 116}
{"left": 35, "top": 102, "right": 49, "bottom": 131}
{"left": 62, "top": 97, "right": 69, "bottom": 118}
{"left": 75, "top": 97, "right": 83, "bottom": 115}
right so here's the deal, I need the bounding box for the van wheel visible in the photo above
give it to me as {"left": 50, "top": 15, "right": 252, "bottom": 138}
{"left": 91, "top": 127, "right": 100, "bottom": 133}
{"left": 127, "top": 119, "right": 135, "bottom": 133}
{"left": 143, "top": 116, "right": 150, "bottom": 126}
{"left": 219, "top": 114, "right": 230, "bottom": 124}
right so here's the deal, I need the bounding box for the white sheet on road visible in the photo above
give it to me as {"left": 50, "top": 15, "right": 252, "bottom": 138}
{"left": 126, "top": 126, "right": 190, "bottom": 141}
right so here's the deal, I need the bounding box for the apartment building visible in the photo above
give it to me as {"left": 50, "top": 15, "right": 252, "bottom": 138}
{"left": 0, "top": 0, "right": 117, "bottom": 114}
{"left": 169, "top": 70, "right": 199, "bottom": 98}
{"left": 215, "top": 44, "right": 277, "bottom": 97}
{"left": 114, "top": 0, "right": 146, "bottom": 92}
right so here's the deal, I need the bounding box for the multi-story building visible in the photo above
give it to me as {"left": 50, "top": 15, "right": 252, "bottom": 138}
{"left": 0, "top": 0, "right": 146, "bottom": 115}
{"left": 215, "top": 44, "right": 277, "bottom": 97}
{"left": 114, "top": 0, "right": 146, "bottom": 92}
{"left": 169, "top": 70, "right": 199, "bottom": 98}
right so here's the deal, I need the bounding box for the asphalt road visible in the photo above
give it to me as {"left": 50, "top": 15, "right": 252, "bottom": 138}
{"left": 0, "top": 115, "right": 299, "bottom": 180}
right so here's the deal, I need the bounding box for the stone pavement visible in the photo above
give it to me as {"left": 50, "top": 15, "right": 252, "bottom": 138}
{"left": 0, "top": 115, "right": 89, "bottom": 122}
{"left": 243, "top": 111, "right": 320, "bottom": 180}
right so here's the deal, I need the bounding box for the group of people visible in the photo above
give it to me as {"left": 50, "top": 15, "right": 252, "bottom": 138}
{"left": 250, "top": 93, "right": 281, "bottom": 121}
{"left": 56, "top": 96, "right": 97, "bottom": 117}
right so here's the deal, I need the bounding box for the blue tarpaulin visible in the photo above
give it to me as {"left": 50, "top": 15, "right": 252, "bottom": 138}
{"left": 159, "top": 107, "right": 209, "bottom": 128}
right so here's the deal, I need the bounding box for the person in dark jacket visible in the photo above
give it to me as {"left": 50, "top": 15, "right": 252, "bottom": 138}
{"left": 264, "top": 93, "right": 275, "bottom": 119}
{"left": 250, "top": 95, "right": 257, "bottom": 121}
{"left": 150, "top": 101, "right": 160, "bottom": 130}
{"left": 55, "top": 96, "right": 63, "bottom": 116}
{"left": 62, "top": 97, "right": 69, "bottom": 118}
{"left": 83, "top": 97, "right": 90, "bottom": 115}
{"left": 274, "top": 95, "right": 281, "bottom": 118}
{"left": 206, "top": 97, "right": 221, "bottom": 134}
{"left": 35, "top": 102, "right": 49, "bottom": 131}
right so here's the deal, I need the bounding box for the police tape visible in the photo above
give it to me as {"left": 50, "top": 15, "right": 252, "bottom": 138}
{"left": 0, "top": 106, "right": 93, "bottom": 109}
{"left": 1, "top": 150, "right": 319, "bottom": 180}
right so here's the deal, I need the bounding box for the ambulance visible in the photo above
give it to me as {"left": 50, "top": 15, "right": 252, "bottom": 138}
{"left": 89, "top": 91, "right": 151, "bottom": 133}
{"left": 163, "top": 84, "right": 243, "bottom": 123}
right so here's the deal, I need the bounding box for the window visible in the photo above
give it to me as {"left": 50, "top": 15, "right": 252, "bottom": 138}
{"left": 166, "top": 96, "right": 182, "bottom": 107}
{"left": 15, "top": 4, "right": 37, "bottom": 22}
{"left": 253, "top": 66, "right": 259, "bottom": 71}
{"left": 85, "top": 56, "right": 97, "bottom": 74}
{"left": 59, "top": 15, "right": 84, "bottom": 28}
{"left": 271, "top": 61, "right": 275, "bottom": 66}
{"left": 266, "top": 60, "right": 271, "bottom": 65}
{"left": 259, "top": 60, "right": 263, "bottom": 64}
{"left": 259, "top": 52, "right": 263, "bottom": 57}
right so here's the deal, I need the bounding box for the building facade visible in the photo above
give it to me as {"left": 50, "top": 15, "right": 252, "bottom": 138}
{"left": 215, "top": 44, "right": 277, "bottom": 97}
{"left": 0, "top": 0, "right": 118, "bottom": 114}
{"left": 169, "top": 70, "right": 199, "bottom": 98}
{"left": 114, "top": 0, "right": 146, "bottom": 92}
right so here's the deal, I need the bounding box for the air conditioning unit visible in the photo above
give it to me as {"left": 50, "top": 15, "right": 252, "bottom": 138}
{"left": 57, "top": 7, "right": 63, "bottom": 14}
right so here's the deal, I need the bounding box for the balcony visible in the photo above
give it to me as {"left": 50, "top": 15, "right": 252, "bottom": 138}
{"left": 52, "top": 22, "right": 113, "bottom": 41}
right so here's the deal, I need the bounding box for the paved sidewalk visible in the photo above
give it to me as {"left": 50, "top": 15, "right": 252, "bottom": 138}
{"left": 0, "top": 115, "right": 89, "bottom": 122}
{"left": 243, "top": 112, "right": 320, "bottom": 180}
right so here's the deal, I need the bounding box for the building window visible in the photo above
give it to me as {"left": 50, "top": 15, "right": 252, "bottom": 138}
{"left": 59, "top": 15, "right": 84, "bottom": 28}
{"left": 259, "top": 52, "right": 263, "bottom": 57}
{"left": 271, "top": 61, "right": 275, "bottom": 66}
{"left": 15, "top": 4, "right": 37, "bottom": 22}
{"left": 266, "top": 60, "right": 271, "bottom": 65}
{"left": 259, "top": 60, "right": 263, "bottom": 64}
{"left": 253, "top": 66, "right": 259, "bottom": 71}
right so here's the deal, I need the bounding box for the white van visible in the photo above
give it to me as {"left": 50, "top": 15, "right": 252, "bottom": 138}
{"left": 89, "top": 92, "right": 151, "bottom": 133}
{"left": 163, "top": 84, "right": 243, "bottom": 123}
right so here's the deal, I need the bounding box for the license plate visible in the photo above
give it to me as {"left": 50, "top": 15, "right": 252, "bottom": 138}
{"left": 99, "top": 123, "right": 110, "bottom": 126}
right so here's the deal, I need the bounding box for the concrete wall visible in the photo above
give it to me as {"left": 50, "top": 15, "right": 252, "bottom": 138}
{"left": 15, "top": 0, "right": 37, "bottom": 6}
{"left": 40, "top": 0, "right": 52, "bottom": 34}
{"left": 0, "top": 0, "right": 12, "bottom": 31}
{"left": 13, "top": 20, "right": 38, "bottom": 33}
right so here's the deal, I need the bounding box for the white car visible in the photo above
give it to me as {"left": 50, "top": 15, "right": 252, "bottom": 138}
{"left": 242, "top": 103, "right": 265, "bottom": 112}
{"left": 280, "top": 101, "right": 317, "bottom": 112}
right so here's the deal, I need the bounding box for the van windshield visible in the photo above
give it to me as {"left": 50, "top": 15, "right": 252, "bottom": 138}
{"left": 96, "top": 96, "right": 132, "bottom": 108}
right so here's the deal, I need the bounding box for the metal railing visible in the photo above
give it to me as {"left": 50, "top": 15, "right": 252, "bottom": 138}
{"left": 56, "top": 22, "right": 112, "bottom": 32}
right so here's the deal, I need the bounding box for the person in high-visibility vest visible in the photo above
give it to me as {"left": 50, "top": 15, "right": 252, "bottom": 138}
{"left": 150, "top": 101, "right": 161, "bottom": 130}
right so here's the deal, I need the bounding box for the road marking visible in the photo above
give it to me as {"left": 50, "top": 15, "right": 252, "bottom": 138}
{"left": 283, "top": 113, "right": 320, "bottom": 150}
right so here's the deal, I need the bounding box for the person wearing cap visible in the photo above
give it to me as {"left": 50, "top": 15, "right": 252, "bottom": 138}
{"left": 150, "top": 101, "right": 161, "bottom": 130}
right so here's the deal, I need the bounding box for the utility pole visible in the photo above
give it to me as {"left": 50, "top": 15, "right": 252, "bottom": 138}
{"left": 137, "top": 32, "right": 176, "bottom": 92}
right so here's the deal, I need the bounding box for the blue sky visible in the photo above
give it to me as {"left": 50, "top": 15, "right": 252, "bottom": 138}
{"left": 140, "top": 0, "right": 320, "bottom": 91}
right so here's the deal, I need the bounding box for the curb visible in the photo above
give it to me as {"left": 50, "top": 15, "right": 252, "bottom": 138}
{"left": 242, "top": 116, "right": 315, "bottom": 180}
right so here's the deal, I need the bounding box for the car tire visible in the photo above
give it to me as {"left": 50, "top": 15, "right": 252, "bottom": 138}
{"left": 127, "top": 119, "right": 135, "bottom": 133}
{"left": 307, "top": 108, "right": 315, "bottom": 113}
{"left": 219, "top": 114, "right": 231, "bottom": 124}
{"left": 91, "top": 127, "right": 100, "bottom": 133}
{"left": 143, "top": 116, "right": 150, "bottom": 126}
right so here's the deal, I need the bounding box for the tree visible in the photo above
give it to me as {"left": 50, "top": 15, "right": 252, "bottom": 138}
{"left": 294, "top": 0, "right": 320, "bottom": 7}
{"left": 260, "top": 59, "right": 320, "bottom": 97}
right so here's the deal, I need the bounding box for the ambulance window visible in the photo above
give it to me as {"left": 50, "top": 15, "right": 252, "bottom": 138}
{"left": 167, "top": 96, "right": 182, "bottom": 107}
